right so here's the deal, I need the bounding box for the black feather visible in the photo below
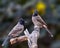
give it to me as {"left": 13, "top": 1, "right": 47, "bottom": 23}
{"left": 33, "top": 10, "right": 38, "bottom": 16}
{"left": 19, "top": 18, "right": 25, "bottom": 25}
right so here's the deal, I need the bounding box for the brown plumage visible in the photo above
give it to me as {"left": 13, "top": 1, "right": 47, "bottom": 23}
{"left": 32, "top": 10, "right": 53, "bottom": 37}
{"left": 8, "top": 18, "right": 24, "bottom": 37}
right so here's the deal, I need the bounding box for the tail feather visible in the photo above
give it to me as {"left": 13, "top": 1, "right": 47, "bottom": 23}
{"left": 43, "top": 25, "right": 53, "bottom": 37}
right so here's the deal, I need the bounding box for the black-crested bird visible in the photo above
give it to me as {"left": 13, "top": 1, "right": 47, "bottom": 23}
{"left": 8, "top": 18, "right": 25, "bottom": 37}
{"left": 32, "top": 10, "right": 47, "bottom": 28}
{"left": 32, "top": 10, "right": 53, "bottom": 37}
{"left": 2, "top": 18, "right": 25, "bottom": 47}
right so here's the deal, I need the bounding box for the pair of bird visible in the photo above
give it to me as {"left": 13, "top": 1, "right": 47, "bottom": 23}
{"left": 2, "top": 10, "right": 53, "bottom": 47}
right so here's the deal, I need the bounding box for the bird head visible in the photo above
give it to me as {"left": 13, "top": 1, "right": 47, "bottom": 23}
{"left": 19, "top": 18, "right": 25, "bottom": 25}
{"left": 32, "top": 10, "right": 38, "bottom": 16}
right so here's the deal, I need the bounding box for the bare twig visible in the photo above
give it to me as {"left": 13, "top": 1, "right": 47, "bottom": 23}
{"left": 10, "top": 35, "right": 27, "bottom": 44}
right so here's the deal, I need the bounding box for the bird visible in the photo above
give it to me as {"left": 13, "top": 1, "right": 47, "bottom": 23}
{"left": 32, "top": 10, "right": 53, "bottom": 37}
{"left": 8, "top": 18, "right": 25, "bottom": 37}
{"left": 2, "top": 18, "right": 25, "bottom": 47}
{"left": 32, "top": 10, "right": 47, "bottom": 28}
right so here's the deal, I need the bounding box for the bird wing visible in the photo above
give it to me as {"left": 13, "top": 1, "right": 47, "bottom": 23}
{"left": 8, "top": 22, "right": 24, "bottom": 37}
{"left": 36, "top": 15, "right": 47, "bottom": 25}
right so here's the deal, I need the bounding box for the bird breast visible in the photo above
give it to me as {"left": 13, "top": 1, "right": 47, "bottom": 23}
{"left": 32, "top": 17, "right": 42, "bottom": 28}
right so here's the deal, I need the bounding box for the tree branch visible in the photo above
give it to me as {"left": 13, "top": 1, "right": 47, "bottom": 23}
{"left": 10, "top": 35, "right": 28, "bottom": 45}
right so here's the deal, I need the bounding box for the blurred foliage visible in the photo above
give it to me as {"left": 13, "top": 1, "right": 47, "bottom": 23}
{"left": 0, "top": 0, "right": 60, "bottom": 48}
{"left": 0, "top": 0, "right": 2, "bottom": 5}
{"left": 36, "top": 2, "right": 46, "bottom": 15}
{"left": 15, "top": 0, "right": 28, "bottom": 5}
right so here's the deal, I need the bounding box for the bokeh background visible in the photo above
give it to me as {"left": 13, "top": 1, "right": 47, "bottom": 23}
{"left": 0, "top": 0, "right": 60, "bottom": 48}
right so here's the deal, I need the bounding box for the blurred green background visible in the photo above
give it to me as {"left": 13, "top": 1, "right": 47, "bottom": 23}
{"left": 0, "top": 0, "right": 60, "bottom": 48}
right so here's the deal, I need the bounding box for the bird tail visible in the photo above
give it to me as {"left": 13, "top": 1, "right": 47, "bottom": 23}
{"left": 43, "top": 25, "right": 53, "bottom": 37}
{"left": 2, "top": 36, "right": 12, "bottom": 48}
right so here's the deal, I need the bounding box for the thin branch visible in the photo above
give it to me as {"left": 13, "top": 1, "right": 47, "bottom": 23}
{"left": 10, "top": 35, "right": 28, "bottom": 45}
